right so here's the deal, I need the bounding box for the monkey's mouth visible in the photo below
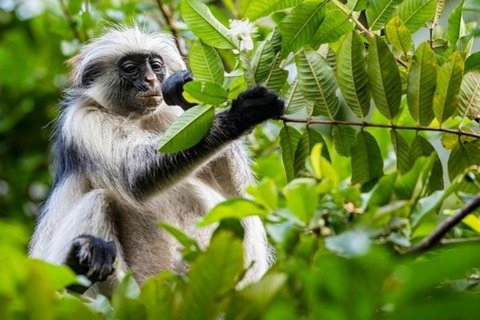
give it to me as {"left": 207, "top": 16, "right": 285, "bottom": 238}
{"left": 139, "top": 93, "right": 163, "bottom": 106}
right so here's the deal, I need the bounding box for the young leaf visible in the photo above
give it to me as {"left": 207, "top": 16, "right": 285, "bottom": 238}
{"left": 246, "top": 179, "right": 279, "bottom": 212}
{"left": 337, "top": 31, "right": 371, "bottom": 119}
{"left": 310, "top": 4, "right": 353, "bottom": 47}
{"left": 351, "top": 131, "right": 384, "bottom": 186}
{"left": 458, "top": 70, "right": 480, "bottom": 120}
{"left": 183, "top": 81, "right": 228, "bottom": 105}
{"left": 295, "top": 49, "right": 339, "bottom": 118}
{"left": 407, "top": 43, "right": 437, "bottom": 126}
{"left": 294, "top": 128, "right": 330, "bottom": 176}
{"left": 242, "top": 0, "right": 303, "bottom": 20}
{"left": 386, "top": 17, "right": 412, "bottom": 57}
{"left": 198, "top": 198, "right": 268, "bottom": 226}
{"left": 189, "top": 39, "right": 224, "bottom": 85}
{"left": 433, "top": 51, "right": 465, "bottom": 124}
{"left": 158, "top": 105, "right": 215, "bottom": 153}
{"left": 278, "top": 0, "right": 326, "bottom": 58}
{"left": 432, "top": 0, "right": 445, "bottom": 26}
{"left": 283, "top": 178, "right": 317, "bottom": 223}
{"left": 391, "top": 130, "right": 411, "bottom": 173}
{"left": 445, "top": 0, "right": 465, "bottom": 57}
{"left": 279, "top": 125, "right": 302, "bottom": 182}
{"left": 448, "top": 140, "right": 480, "bottom": 181}
{"left": 332, "top": 125, "right": 356, "bottom": 157}
{"left": 394, "top": 0, "right": 437, "bottom": 33}
{"left": 181, "top": 0, "right": 237, "bottom": 49}
{"left": 368, "top": 35, "right": 402, "bottom": 120}
{"left": 366, "top": 0, "right": 404, "bottom": 31}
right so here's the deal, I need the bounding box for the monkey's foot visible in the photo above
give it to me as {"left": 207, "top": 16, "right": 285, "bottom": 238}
{"left": 66, "top": 235, "right": 117, "bottom": 283}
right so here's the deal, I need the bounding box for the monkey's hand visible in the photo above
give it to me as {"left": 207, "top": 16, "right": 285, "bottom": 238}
{"left": 161, "top": 70, "right": 197, "bottom": 110}
{"left": 65, "top": 235, "right": 117, "bottom": 285}
{"left": 227, "top": 85, "right": 285, "bottom": 134}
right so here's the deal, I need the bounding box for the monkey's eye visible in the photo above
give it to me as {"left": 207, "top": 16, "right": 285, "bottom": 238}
{"left": 150, "top": 61, "right": 164, "bottom": 72}
{"left": 121, "top": 63, "right": 137, "bottom": 74}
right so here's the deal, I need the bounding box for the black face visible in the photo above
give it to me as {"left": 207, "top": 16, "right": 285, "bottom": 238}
{"left": 109, "top": 52, "right": 167, "bottom": 116}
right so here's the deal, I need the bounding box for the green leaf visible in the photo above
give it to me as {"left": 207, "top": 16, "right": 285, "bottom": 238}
{"left": 465, "top": 51, "right": 480, "bottom": 72}
{"left": 246, "top": 178, "right": 279, "bottom": 212}
{"left": 386, "top": 17, "right": 412, "bottom": 56}
{"left": 410, "top": 135, "right": 443, "bottom": 193}
{"left": 432, "top": 0, "right": 445, "bottom": 26}
{"left": 337, "top": 31, "right": 371, "bottom": 119}
{"left": 243, "top": 0, "right": 303, "bottom": 20}
{"left": 366, "top": 0, "right": 404, "bottom": 31}
{"left": 279, "top": 125, "right": 302, "bottom": 182}
{"left": 283, "top": 78, "right": 312, "bottom": 115}
{"left": 183, "top": 81, "right": 228, "bottom": 105}
{"left": 158, "top": 105, "right": 215, "bottom": 153}
{"left": 264, "top": 56, "right": 288, "bottom": 91}
{"left": 347, "top": 0, "right": 369, "bottom": 11}
{"left": 458, "top": 70, "right": 480, "bottom": 120}
{"left": 180, "top": 231, "right": 244, "bottom": 320}
{"left": 189, "top": 39, "right": 224, "bottom": 85}
{"left": 283, "top": 178, "right": 317, "bottom": 223}
{"left": 445, "top": 0, "right": 465, "bottom": 56}
{"left": 140, "top": 273, "right": 176, "bottom": 320}
{"left": 181, "top": 0, "right": 237, "bottom": 49}
{"left": 198, "top": 198, "right": 268, "bottom": 226}
{"left": 112, "top": 274, "right": 147, "bottom": 320}
{"left": 278, "top": 0, "right": 326, "bottom": 57}
{"left": 367, "top": 35, "right": 402, "bottom": 120}
{"left": 332, "top": 125, "right": 356, "bottom": 157}
{"left": 395, "top": 155, "right": 434, "bottom": 199}
{"left": 351, "top": 131, "right": 384, "bottom": 186}
{"left": 448, "top": 140, "right": 480, "bottom": 180}
{"left": 391, "top": 130, "right": 411, "bottom": 173}
{"left": 310, "top": 4, "right": 353, "bottom": 47}
{"left": 325, "top": 229, "right": 371, "bottom": 257}
{"left": 158, "top": 223, "right": 200, "bottom": 252}
{"left": 295, "top": 49, "right": 339, "bottom": 118}
{"left": 367, "top": 173, "right": 397, "bottom": 208}
{"left": 407, "top": 42, "right": 437, "bottom": 126}
{"left": 433, "top": 51, "right": 465, "bottom": 123}
{"left": 394, "top": 0, "right": 437, "bottom": 33}
{"left": 293, "top": 128, "right": 330, "bottom": 176}
{"left": 251, "top": 41, "right": 275, "bottom": 84}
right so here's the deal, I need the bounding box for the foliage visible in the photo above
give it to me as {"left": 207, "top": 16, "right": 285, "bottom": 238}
{"left": 2, "top": 0, "right": 480, "bottom": 318}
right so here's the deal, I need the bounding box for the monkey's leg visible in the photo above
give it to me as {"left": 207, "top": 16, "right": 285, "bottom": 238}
{"left": 40, "top": 189, "right": 126, "bottom": 295}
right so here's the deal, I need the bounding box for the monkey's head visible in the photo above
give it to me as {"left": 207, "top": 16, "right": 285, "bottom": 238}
{"left": 69, "top": 27, "right": 186, "bottom": 117}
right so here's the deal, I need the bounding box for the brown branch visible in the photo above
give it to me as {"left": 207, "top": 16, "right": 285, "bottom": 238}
{"left": 280, "top": 117, "right": 480, "bottom": 139}
{"left": 407, "top": 193, "right": 480, "bottom": 255}
{"left": 330, "top": 0, "right": 408, "bottom": 68}
{"left": 58, "top": 0, "right": 83, "bottom": 42}
{"left": 154, "top": 0, "right": 186, "bottom": 58}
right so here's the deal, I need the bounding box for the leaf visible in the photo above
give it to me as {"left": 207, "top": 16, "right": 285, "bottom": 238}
{"left": 181, "top": 0, "right": 237, "bottom": 49}
{"left": 447, "top": 211, "right": 480, "bottom": 234}
{"left": 445, "top": 0, "right": 465, "bottom": 56}
{"left": 458, "top": 70, "right": 480, "bottom": 120}
{"left": 367, "top": 173, "right": 397, "bottom": 208}
{"left": 386, "top": 17, "right": 412, "bottom": 56}
{"left": 394, "top": 0, "right": 437, "bottom": 33}
{"left": 391, "top": 130, "right": 411, "bottom": 173}
{"left": 278, "top": 0, "right": 326, "bottom": 57}
{"left": 246, "top": 178, "right": 279, "bottom": 212}
{"left": 180, "top": 231, "right": 244, "bottom": 320}
{"left": 366, "top": 0, "right": 404, "bottom": 31}
{"left": 407, "top": 42, "right": 437, "bottom": 126}
{"left": 367, "top": 35, "right": 402, "bottom": 120}
{"left": 283, "top": 78, "right": 313, "bottom": 115}
{"left": 332, "top": 125, "right": 356, "bottom": 157}
{"left": 337, "top": 31, "right": 371, "bottom": 119}
{"left": 158, "top": 105, "right": 215, "bottom": 153}
{"left": 294, "top": 128, "right": 330, "bottom": 176}
{"left": 447, "top": 140, "right": 480, "bottom": 180}
{"left": 432, "top": 0, "right": 445, "bottom": 26}
{"left": 183, "top": 81, "right": 228, "bottom": 105}
{"left": 283, "top": 178, "right": 317, "bottom": 223}
{"left": 351, "top": 131, "right": 384, "bottom": 186}
{"left": 264, "top": 55, "right": 288, "bottom": 91}
{"left": 198, "top": 198, "right": 268, "bottom": 226}
{"left": 310, "top": 4, "right": 353, "bottom": 47}
{"left": 189, "top": 39, "right": 224, "bottom": 86}
{"left": 243, "top": 0, "right": 303, "bottom": 20}
{"left": 410, "top": 135, "right": 443, "bottom": 193}
{"left": 325, "top": 229, "right": 372, "bottom": 258}
{"left": 433, "top": 51, "right": 465, "bottom": 123}
{"left": 395, "top": 155, "right": 435, "bottom": 199}
{"left": 465, "top": 51, "right": 480, "bottom": 72}
{"left": 279, "top": 125, "right": 302, "bottom": 181}
{"left": 158, "top": 223, "right": 200, "bottom": 253}
{"left": 251, "top": 41, "right": 275, "bottom": 84}
{"left": 310, "top": 143, "right": 337, "bottom": 186}
{"left": 295, "top": 49, "right": 339, "bottom": 118}
{"left": 347, "top": 0, "right": 369, "bottom": 11}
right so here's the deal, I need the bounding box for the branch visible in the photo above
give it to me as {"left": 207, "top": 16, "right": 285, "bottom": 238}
{"left": 440, "top": 237, "right": 480, "bottom": 245}
{"left": 154, "top": 0, "right": 186, "bottom": 58}
{"left": 329, "top": 0, "right": 408, "bottom": 68}
{"left": 58, "top": 0, "right": 83, "bottom": 42}
{"left": 407, "top": 193, "right": 480, "bottom": 255}
{"left": 280, "top": 117, "right": 480, "bottom": 139}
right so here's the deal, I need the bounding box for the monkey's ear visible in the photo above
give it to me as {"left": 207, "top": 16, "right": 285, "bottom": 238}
{"left": 67, "top": 55, "right": 82, "bottom": 86}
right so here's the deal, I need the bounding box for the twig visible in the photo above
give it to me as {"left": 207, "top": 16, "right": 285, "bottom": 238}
{"left": 58, "top": 0, "right": 83, "bottom": 42}
{"left": 330, "top": 0, "right": 408, "bottom": 68}
{"left": 154, "top": 0, "right": 186, "bottom": 58}
{"left": 280, "top": 117, "right": 480, "bottom": 139}
{"left": 440, "top": 237, "right": 480, "bottom": 245}
{"left": 407, "top": 193, "right": 480, "bottom": 255}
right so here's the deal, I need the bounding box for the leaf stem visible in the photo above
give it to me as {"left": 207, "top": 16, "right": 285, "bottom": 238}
{"left": 407, "top": 193, "right": 480, "bottom": 254}
{"left": 58, "top": 0, "right": 83, "bottom": 42}
{"left": 280, "top": 116, "right": 480, "bottom": 139}
{"left": 154, "top": 0, "right": 186, "bottom": 58}
{"left": 329, "top": 0, "right": 408, "bottom": 68}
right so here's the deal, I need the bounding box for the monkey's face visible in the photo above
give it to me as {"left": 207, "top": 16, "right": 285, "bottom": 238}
{"left": 107, "top": 52, "right": 166, "bottom": 117}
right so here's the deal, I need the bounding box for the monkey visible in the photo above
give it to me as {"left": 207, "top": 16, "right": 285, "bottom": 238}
{"left": 28, "top": 27, "right": 285, "bottom": 296}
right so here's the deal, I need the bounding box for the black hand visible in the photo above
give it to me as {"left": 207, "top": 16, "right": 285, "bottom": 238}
{"left": 161, "top": 70, "right": 197, "bottom": 110}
